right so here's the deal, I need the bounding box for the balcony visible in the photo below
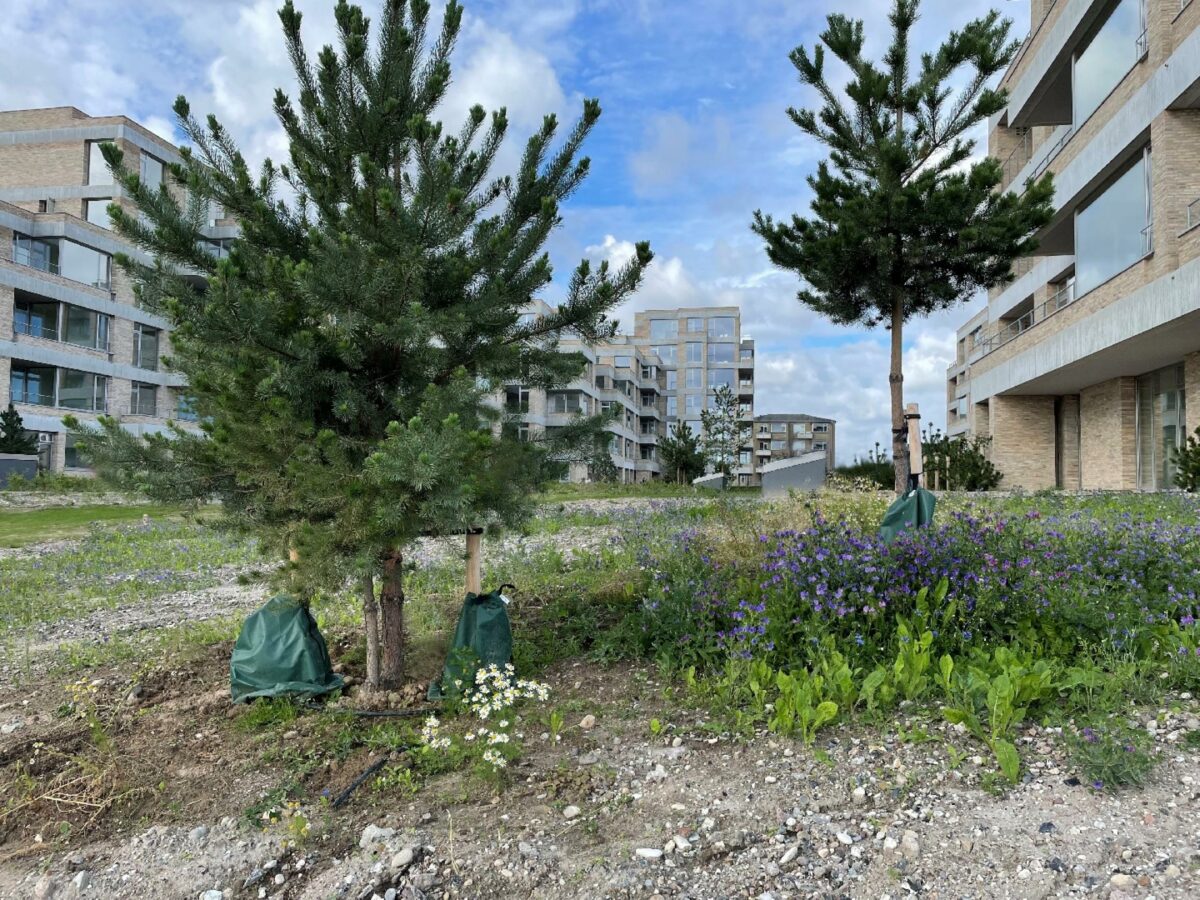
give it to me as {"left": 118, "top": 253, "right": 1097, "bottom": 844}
{"left": 10, "top": 364, "right": 109, "bottom": 414}
{"left": 11, "top": 233, "right": 113, "bottom": 291}
{"left": 971, "top": 281, "right": 1076, "bottom": 361}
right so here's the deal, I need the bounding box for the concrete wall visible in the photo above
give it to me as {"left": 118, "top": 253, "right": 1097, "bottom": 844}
{"left": 761, "top": 456, "right": 828, "bottom": 499}
{"left": 1080, "top": 377, "right": 1138, "bottom": 489}
{"left": 0, "top": 454, "right": 38, "bottom": 486}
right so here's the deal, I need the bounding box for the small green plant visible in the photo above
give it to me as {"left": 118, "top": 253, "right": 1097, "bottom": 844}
{"left": 892, "top": 617, "right": 934, "bottom": 701}
{"left": 548, "top": 708, "right": 565, "bottom": 743}
{"left": 648, "top": 717, "right": 664, "bottom": 738}
{"left": 1066, "top": 722, "right": 1157, "bottom": 791}
{"left": 373, "top": 764, "right": 420, "bottom": 797}
{"left": 769, "top": 669, "right": 838, "bottom": 744}
{"left": 1171, "top": 426, "right": 1200, "bottom": 492}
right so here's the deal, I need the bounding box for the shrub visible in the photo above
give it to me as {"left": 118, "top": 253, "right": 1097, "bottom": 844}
{"left": 1173, "top": 426, "right": 1200, "bottom": 492}
{"left": 922, "top": 427, "right": 1002, "bottom": 491}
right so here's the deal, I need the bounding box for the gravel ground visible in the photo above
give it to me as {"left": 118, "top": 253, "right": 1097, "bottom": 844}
{"left": 4, "top": 665, "right": 1198, "bottom": 900}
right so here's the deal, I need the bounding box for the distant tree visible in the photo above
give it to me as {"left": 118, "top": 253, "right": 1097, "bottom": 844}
{"left": 67, "top": 0, "right": 651, "bottom": 690}
{"left": 587, "top": 434, "right": 621, "bottom": 484}
{"left": 700, "top": 385, "right": 744, "bottom": 477}
{"left": 0, "top": 404, "right": 38, "bottom": 455}
{"left": 922, "top": 426, "right": 1002, "bottom": 491}
{"left": 658, "top": 421, "right": 705, "bottom": 485}
{"left": 752, "top": 0, "right": 1054, "bottom": 493}
{"left": 1173, "top": 427, "right": 1200, "bottom": 492}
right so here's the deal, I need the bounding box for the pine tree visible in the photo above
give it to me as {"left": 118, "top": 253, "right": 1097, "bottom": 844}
{"left": 699, "top": 384, "right": 743, "bottom": 477}
{"left": 67, "top": 0, "right": 652, "bottom": 690}
{"left": 658, "top": 421, "right": 705, "bottom": 485}
{"left": 752, "top": 0, "right": 1054, "bottom": 493}
{"left": 0, "top": 404, "right": 38, "bottom": 455}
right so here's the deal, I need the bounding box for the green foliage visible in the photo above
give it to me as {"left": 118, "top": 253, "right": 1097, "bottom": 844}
{"left": 699, "top": 385, "right": 744, "bottom": 477}
{"left": 659, "top": 421, "right": 706, "bottom": 485}
{"left": 752, "top": 0, "right": 1055, "bottom": 490}
{"left": 70, "top": 0, "right": 652, "bottom": 680}
{"left": 922, "top": 427, "right": 1002, "bottom": 491}
{"left": 835, "top": 443, "right": 894, "bottom": 490}
{"left": 1066, "top": 722, "right": 1158, "bottom": 791}
{"left": 1172, "top": 426, "right": 1200, "bottom": 492}
{"left": 770, "top": 669, "right": 839, "bottom": 744}
{"left": 0, "top": 404, "right": 38, "bottom": 455}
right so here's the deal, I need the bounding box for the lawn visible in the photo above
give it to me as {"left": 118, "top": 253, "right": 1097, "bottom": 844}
{"left": 0, "top": 503, "right": 197, "bottom": 547}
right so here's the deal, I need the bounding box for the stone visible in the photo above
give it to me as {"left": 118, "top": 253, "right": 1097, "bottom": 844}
{"left": 1109, "top": 873, "right": 1135, "bottom": 889}
{"left": 32, "top": 874, "right": 56, "bottom": 900}
{"left": 71, "top": 871, "right": 91, "bottom": 891}
{"left": 579, "top": 715, "right": 596, "bottom": 729}
{"left": 189, "top": 825, "right": 209, "bottom": 843}
{"left": 1038, "top": 822, "right": 1056, "bottom": 834}
{"left": 391, "top": 847, "right": 415, "bottom": 870}
{"left": 900, "top": 830, "right": 921, "bottom": 859}
{"left": 780, "top": 846, "right": 798, "bottom": 866}
{"left": 563, "top": 805, "right": 581, "bottom": 820}
{"left": 673, "top": 835, "right": 691, "bottom": 852}
{"left": 851, "top": 786, "right": 867, "bottom": 805}
{"left": 360, "top": 824, "right": 396, "bottom": 849}
{"left": 200, "top": 892, "right": 223, "bottom": 900}
{"left": 635, "top": 848, "right": 663, "bottom": 860}
{"left": 836, "top": 831, "right": 853, "bottom": 846}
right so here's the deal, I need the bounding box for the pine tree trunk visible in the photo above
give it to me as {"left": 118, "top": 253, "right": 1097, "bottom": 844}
{"left": 378, "top": 550, "right": 405, "bottom": 689}
{"left": 360, "top": 573, "right": 381, "bottom": 690}
{"left": 890, "top": 294, "right": 910, "bottom": 495}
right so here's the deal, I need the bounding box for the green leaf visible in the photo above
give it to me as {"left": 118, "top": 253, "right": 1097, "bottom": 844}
{"left": 939, "top": 654, "right": 954, "bottom": 684}
{"left": 814, "top": 701, "right": 838, "bottom": 729}
{"left": 992, "top": 739, "right": 1021, "bottom": 784}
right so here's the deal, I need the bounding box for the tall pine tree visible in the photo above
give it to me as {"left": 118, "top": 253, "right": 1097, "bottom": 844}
{"left": 699, "top": 384, "right": 744, "bottom": 478}
{"left": 658, "top": 421, "right": 704, "bottom": 485}
{"left": 70, "top": 0, "right": 651, "bottom": 689}
{"left": 0, "top": 404, "right": 38, "bottom": 455}
{"left": 752, "top": 0, "right": 1054, "bottom": 492}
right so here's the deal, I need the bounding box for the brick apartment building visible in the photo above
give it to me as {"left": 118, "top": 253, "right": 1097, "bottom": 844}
{"left": 750, "top": 413, "right": 836, "bottom": 475}
{"left": 0, "top": 107, "right": 235, "bottom": 471}
{"left": 947, "top": 0, "right": 1200, "bottom": 490}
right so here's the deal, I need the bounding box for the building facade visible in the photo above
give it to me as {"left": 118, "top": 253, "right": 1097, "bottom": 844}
{"left": 750, "top": 413, "right": 836, "bottom": 475}
{"left": 0, "top": 107, "right": 233, "bottom": 471}
{"left": 632, "top": 307, "right": 758, "bottom": 484}
{"left": 946, "top": 0, "right": 1200, "bottom": 490}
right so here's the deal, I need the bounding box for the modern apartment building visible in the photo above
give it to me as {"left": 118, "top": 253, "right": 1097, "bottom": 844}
{"left": 632, "top": 307, "right": 757, "bottom": 484}
{"left": 500, "top": 305, "right": 756, "bottom": 483}
{"left": 946, "top": 0, "right": 1200, "bottom": 490}
{"left": 0, "top": 107, "right": 233, "bottom": 471}
{"left": 750, "top": 413, "right": 836, "bottom": 474}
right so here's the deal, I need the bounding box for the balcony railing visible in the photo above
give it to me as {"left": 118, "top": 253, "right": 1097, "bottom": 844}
{"left": 1141, "top": 221, "right": 1154, "bottom": 257}
{"left": 13, "top": 320, "right": 60, "bottom": 342}
{"left": 1186, "top": 197, "right": 1200, "bottom": 232}
{"left": 972, "top": 281, "right": 1076, "bottom": 360}
{"left": 1007, "top": 0, "right": 1060, "bottom": 79}
{"left": 1135, "top": 28, "right": 1149, "bottom": 62}
{"left": 1000, "top": 128, "right": 1032, "bottom": 187}
{"left": 12, "top": 244, "right": 60, "bottom": 276}
{"left": 1029, "top": 125, "right": 1072, "bottom": 182}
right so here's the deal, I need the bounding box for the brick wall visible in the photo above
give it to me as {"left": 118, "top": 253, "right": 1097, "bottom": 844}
{"left": 1079, "top": 377, "right": 1138, "bottom": 489}
{"left": 987, "top": 394, "right": 1057, "bottom": 490}
{"left": 0, "top": 143, "right": 86, "bottom": 189}
{"left": 0, "top": 108, "right": 89, "bottom": 131}
{"left": 1186, "top": 351, "right": 1200, "bottom": 438}
{"left": 1059, "top": 394, "right": 1081, "bottom": 490}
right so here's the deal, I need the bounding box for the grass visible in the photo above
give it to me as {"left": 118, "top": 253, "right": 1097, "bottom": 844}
{"left": 0, "top": 503, "right": 198, "bottom": 547}
{"left": 535, "top": 481, "right": 712, "bottom": 502}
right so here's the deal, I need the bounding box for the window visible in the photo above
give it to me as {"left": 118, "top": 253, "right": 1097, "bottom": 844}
{"left": 59, "top": 241, "right": 112, "bottom": 289}
{"left": 686, "top": 419, "right": 702, "bottom": 435}
{"left": 175, "top": 394, "right": 199, "bottom": 422}
{"left": 505, "top": 385, "right": 530, "bottom": 413}
{"left": 771, "top": 439, "right": 786, "bottom": 450}
{"left": 707, "top": 368, "right": 734, "bottom": 390}
{"left": 87, "top": 142, "right": 113, "bottom": 186}
{"left": 10, "top": 364, "right": 56, "bottom": 406}
{"left": 57, "top": 370, "right": 108, "bottom": 412}
{"left": 64, "top": 305, "right": 110, "bottom": 351}
{"left": 640, "top": 419, "right": 657, "bottom": 435}
{"left": 740, "top": 348, "right": 754, "bottom": 361}
{"left": 516, "top": 312, "right": 537, "bottom": 328}
{"left": 686, "top": 317, "right": 704, "bottom": 332}
{"left": 12, "top": 233, "right": 57, "bottom": 274}
{"left": 739, "top": 451, "right": 751, "bottom": 465}
{"left": 613, "top": 355, "right": 632, "bottom": 369}
{"left": 1075, "top": 146, "right": 1152, "bottom": 296}
{"left": 666, "top": 396, "right": 678, "bottom": 417}
{"left": 666, "top": 370, "right": 677, "bottom": 391}
{"left": 651, "top": 344, "right": 677, "bottom": 364}
{"left": 131, "top": 382, "right": 157, "bottom": 416}
{"left": 813, "top": 442, "right": 828, "bottom": 452}
{"left": 133, "top": 323, "right": 160, "bottom": 370}
{"left": 771, "top": 422, "right": 787, "bottom": 433}
{"left": 84, "top": 199, "right": 113, "bottom": 229}
{"left": 139, "top": 152, "right": 164, "bottom": 191}
{"left": 707, "top": 316, "right": 735, "bottom": 338}
{"left": 685, "top": 368, "right": 703, "bottom": 389}
{"left": 65, "top": 433, "right": 88, "bottom": 469}
{"left": 792, "top": 440, "right": 808, "bottom": 452}
{"left": 813, "top": 423, "right": 829, "bottom": 433}
{"left": 648, "top": 319, "right": 678, "bottom": 340}
{"left": 686, "top": 343, "right": 703, "bottom": 364}
{"left": 685, "top": 394, "right": 702, "bottom": 413}
{"left": 548, "top": 392, "right": 585, "bottom": 414}
{"left": 14, "top": 295, "right": 59, "bottom": 340}
{"left": 707, "top": 343, "right": 735, "bottom": 364}
{"left": 1073, "top": 0, "right": 1146, "bottom": 128}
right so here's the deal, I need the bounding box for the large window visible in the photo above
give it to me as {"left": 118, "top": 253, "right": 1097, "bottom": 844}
{"left": 59, "top": 241, "right": 112, "bottom": 289}
{"left": 10, "top": 364, "right": 55, "bottom": 406}
{"left": 666, "top": 396, "right": 678, "bottom": 417}
{"left": 666, "top": 370, "right": 677, "bottom": 391}
{"left": 686, "top": 317, "right": 704, "bottom": 333}
{"left": 685, "top": 342, "right": 703, "bottom": 364}
{"left": 1074, "top": 147, "right": 1151, "bottom": 296}
{"left": 64, "top": 305, "right": 110, "bottom": 351}
{"left": 684, "top": 394, "right": 702, "bottom": 413}
{"left": 84, "top": 199, "right": 113, "bottom": 229}
{"left": 14, "top": 295, "right": 59, "bottom": 340}
{"left": 613, "top": 355, "right": 632, "bottom": 369}
{"left": 87, "top": 142, "right": 113, "bottom": 186}
{"left": 134, "top": 323, "right": 160, "bottom": 370}
{"left": 131, "top": 382, "right": 158, "bottom": 416}
{"left": 648, "top": 318, "right": 678, "bottom": 340}
{"left": 708, "top": 343, "right": 735, "bottom": 364}
{"left": 707, "top": 316, "right": 735, "bottom": 338}
{"left": 57, "top": 370, "right": 108, "bottom": 412}
{"left": 504, "top": 385, "right": 530, "bottom": 413}
{"left": 685, "top": 368, "right": 703, "bottom": 389}
{"left": 1073, "top": 0, "right": 1146, "bottom": 128}
{"left": 651, "top": 344, "right": 677, "bottom": 364}
{"left": 139, "top": 153, "right": 164, "bottom": 191}
{"left": 1136, "top": 363, "right": 1186, "bottom": 490}
{"left": 708, "top": 368, "right": 734, "bottom": 390}
{"left": 548, "top": 392, "right": 586, "bottom": 414}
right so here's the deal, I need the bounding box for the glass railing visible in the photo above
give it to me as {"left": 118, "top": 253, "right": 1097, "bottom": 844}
{"left": 1188, "top": 197, "right": 1200, "bottom": 231}
{"left": 972, "top": 281, "right": 1076, "bottom": 360}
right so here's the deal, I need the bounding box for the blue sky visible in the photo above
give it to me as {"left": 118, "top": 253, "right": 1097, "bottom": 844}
{"left": 0, "top": 0, "right": 1033, "bottom": 462}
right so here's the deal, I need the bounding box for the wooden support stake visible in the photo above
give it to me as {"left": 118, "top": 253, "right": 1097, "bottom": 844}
{"left": 465, "top": 531, "right": 482, "bottom": 597}
{"left": 906, "top": 403, "right": 922, "bottom": 489}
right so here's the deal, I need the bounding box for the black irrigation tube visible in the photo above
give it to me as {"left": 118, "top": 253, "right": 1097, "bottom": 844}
{"left": 331, "top": 756, "right": 391, "bottom": 808}
{"left": 302, "top": 701, "right": 443, "bottom": 718}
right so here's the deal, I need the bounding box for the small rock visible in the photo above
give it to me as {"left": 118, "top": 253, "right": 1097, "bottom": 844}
{"left": 360, "top": 824, "right": 396, "bottom": 849}
{"left": 1038, "top": 822, "right": 1056, "bottom": 834}
{"left": 780, "top": 846, "right": 798, "bottom": 866}
{"left": 563, "top": 805, "right": 581, "bottom": 820}
{"left": 391, "top": 847, "right": 414, "bottom": 869}
{"left": 32, "top": 875, "right": 56, "bottom": 900}
{"left": 189, "top": 825, "right": 209, "bottom": 843}
{"left": 579, "top": 714, "right": 596, "bottom": 729}
{"left": 836, "top": 831, "right": 853, "bottom": 846}
{"left": 851, "top": 786, "right": 867, "bottom": 805}
{"left": 1109, "top": 873, "right": 1135, "bottom": 889}
{"left": 635, "top": 848, "right": 663, "bottom": 860}
{"left": 72, "top": 871, "right": 91, "bottom": 891}
{"left": 673, "top": 835, "right": 691, "bottom": 852}
{"left": 200, "top": 892, "right": 223, "bottom": 900}
{"left": 900, "top": 830, "right": 920, "bottom": 859}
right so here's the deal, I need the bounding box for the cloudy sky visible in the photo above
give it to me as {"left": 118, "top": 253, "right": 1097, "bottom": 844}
{"left": 0, "top": 0, "right": 1032, "bottom": 463}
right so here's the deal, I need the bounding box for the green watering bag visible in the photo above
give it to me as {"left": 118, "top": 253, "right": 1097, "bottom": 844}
{"left": 230, "top": 595, "right": 344, "bottom": 703}
{"left": 879, "top": 487, "right": 937, "bottom": 544}
{"left": 428, "top": 584, "right": 515, "bottom": 700}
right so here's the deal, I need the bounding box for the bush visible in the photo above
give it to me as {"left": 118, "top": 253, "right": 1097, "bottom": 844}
{"left": 922, "top": 427, "right": 1002, "bottom": 491}
{"left": 836, "top": 444, "right": 894, "bottom": 490}
{"left": 1173, "top": 426, "right": 1200, "bottom": 492}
